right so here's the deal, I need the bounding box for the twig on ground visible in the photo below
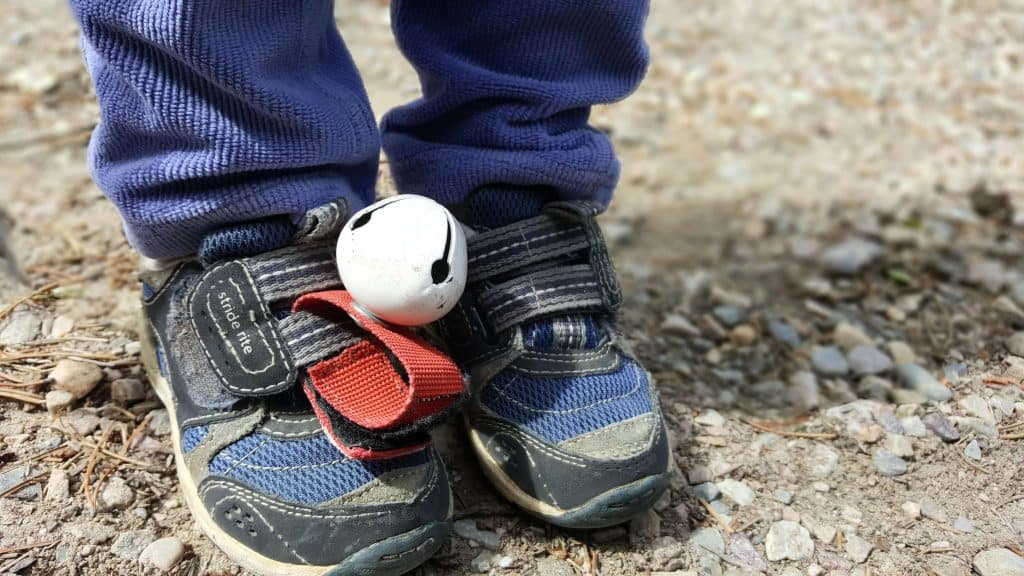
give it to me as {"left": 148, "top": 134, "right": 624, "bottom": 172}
{"left": 743, "top": 419, "right": 837, "bottom": 439}
{"left": 0, "top": 540, "right": 58, "bottom": 556}
{"left": 81, "top": 425, "right": 114, "bottom": 508}
{"left": 0, "top": 471, "right": 48, "bottom": 499}
{"left": 0, "top": 281, "right": 64, "bottom": 322}
{"left": 0, "top": 389, "right": 45, "bottom": 405}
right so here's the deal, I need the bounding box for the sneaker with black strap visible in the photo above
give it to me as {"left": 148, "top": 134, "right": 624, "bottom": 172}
{"left": 138, "top": 200, "right": 463, "bottom": 576}
{"left": 439, "top": 189, "right": 673, "bottom": 529}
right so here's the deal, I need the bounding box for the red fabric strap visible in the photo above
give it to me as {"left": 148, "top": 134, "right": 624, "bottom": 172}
{"left": 293, "top": 290, "right": 464, "bottom": 431}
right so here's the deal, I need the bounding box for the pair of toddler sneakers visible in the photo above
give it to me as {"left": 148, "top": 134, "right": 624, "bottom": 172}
{"left": 138, "top": 190, "right": 672, "bottom": 575}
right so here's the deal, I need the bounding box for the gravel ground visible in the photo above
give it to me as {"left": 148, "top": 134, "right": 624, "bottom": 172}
{"left": 1, "top": 1, "right": 1023, "bottom": 575}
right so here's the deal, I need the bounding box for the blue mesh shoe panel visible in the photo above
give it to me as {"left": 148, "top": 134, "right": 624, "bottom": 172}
{"left": 480, "top": 358, "right": 652, "bottom": 443}
{"left": 181, "top": 426, "right": 209, "bottom": 453}
{"left": 209, "top": 433, "right": 429, "bottom": 506}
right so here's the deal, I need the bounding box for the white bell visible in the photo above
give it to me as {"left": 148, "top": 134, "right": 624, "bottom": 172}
{"left": 336, "top": 195, "right": 468, "bottom": 326}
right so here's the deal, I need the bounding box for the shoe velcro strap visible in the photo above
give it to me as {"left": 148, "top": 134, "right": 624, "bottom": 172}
{"left": 293, "top": 290, "right": 465, "bottom": 432}
{"left": 477, "top": 264, "right": 611, "bottom": 334}
{"left": 467, "top": 214, "right": 590, "bottom": 283}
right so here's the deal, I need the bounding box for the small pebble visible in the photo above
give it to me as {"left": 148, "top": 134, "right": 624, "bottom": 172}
{"left": 884, "top": 434, "right": 914, "bottom": 458}
{"left": 45, "top": 390, "right": 75, "bottom": 416}
{"left": 768, "top": 320, "right": 801, "bottom": 349}
{"left": 811, "top": 345, "right": 849, "bottom": 376}
{"left": 470, "top": 550, "right": 494, "bottom": 573}
{"left": 717, "top": 478, "right": 755, "bottom": 507}
{"left": 873, "top": 449, "right": 908, "bottom": 476}
{"left": 901, "top": 501, "right": 921, "bottom": 519}
{"left": 99, "top": 477, "right": 134, "bottom": 511}
{"left": 895, "top": 364, "right": 951, "bottom": 402}
{"left": 953, "top": 516, "right": 974, "bottom": 534}
{"left": 693, "top": 482, "right": 720, "bottom": 502}
{"left": 921, "top": 499, "right": 949, "bottom": 523}
{"left": 847, "top": 346, "right": 894, "bottom": 375}
{"left": 844, "top": 532, "right": 873, "bottom": 564}
{"left": 834, "top": 322, "right": 873, "bottom": 351}
{"left": 729, "top": 324, "right": 757, "bottom": 346}
{"left": 900, "top": 415, "right": 928, "bottom": 437}
{"left": 50, "top": 359, "right": 103, "bottom": 400}
{"left": 819, "top": 238, "right": 884, "bottom": 275}
{"left": 888, "top": 341, "right": 917, "bottom": 364}
{"left": 973, "top": 548, "right": 1024, "bottom": 576}
{"left": 923, "top": 412, "right": 960, "bottom": 442}
{"left": 139, "top": 537, "right": 185, "bottom": 572}
{"left": 765, "top": 521, "right": 814, "bottom": 561}
{"left": 964, "top": 439, "right": 982, "bottom": 461}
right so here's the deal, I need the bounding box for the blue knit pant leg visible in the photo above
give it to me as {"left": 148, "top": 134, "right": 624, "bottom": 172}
{"left": 381, "top": 0, "right": 650, "bottom": 210}
{"left": 70, "top": 0, "right": 380, "bottom": 260}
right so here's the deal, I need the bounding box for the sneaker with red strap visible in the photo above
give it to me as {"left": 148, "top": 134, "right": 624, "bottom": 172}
{"left": 139, "top": 200, "right": 463, "bottom": 576}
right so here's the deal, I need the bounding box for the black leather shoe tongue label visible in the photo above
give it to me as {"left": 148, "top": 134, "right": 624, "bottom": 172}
{"left": 189, "top": 260, "right": 296, "bottom": 397}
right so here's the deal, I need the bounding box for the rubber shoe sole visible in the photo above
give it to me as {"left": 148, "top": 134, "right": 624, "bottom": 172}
{"left": 468, "top": 427, "right": 670, "bottom": 530}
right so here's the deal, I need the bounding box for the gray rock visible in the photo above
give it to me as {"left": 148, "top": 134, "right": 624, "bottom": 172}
{"left": 693, "top": 482, "right": 720, "bottom": 502}
{"left": 765, "top": 521, "right": 814, "bottom": 561}
{"left": 788, "top": 371, "right": 820, "bottom": 412}
{"left": 959, "top": 394, "right": 995, "bottom": 424}
{"left": 964, "top": 439, "right": 982, "bottom": 461}
{"left": 713, "top": 305, "right": 747, "bottom": 328}
{"left": 687, "top": 465, "right": 713, "bottom": 485}
{"left": 1007, "top": 332, "right": 1024, "bottom": 357}
{"left": 876, "top": 408, "right": 904, "bottom": 434}
{"left": 453, "top": 519, "right": 501, "bottom": 551}
{"left": 888, "top": 341, "right": 917, "bottom": 364}
{"left": 695, "top": 409, "right": 726, "bottom": 427}
{"left": 717, "top": 478, "right": 755, "bottom": 506}
{"left": 811, "top": 346, "right": 849, "bottom": 376}
{"left": 44, "top": 469, "right": 69, "bottom": 502}
{"left": 967, "top": 257, "right": 1008, "bottom": 293}
{"left": 927, "top": 556, "right": 971, "bottom": 576}
{"left": 895, "top": 364, "right": 951, "bottom": 402}
{"left": 99, "top": 477, "right": 134, "bottom": 510}
{"left": 834, "top": 322, "right": 873, "bottom": 351}
{"left": 773, "top": 489, "right": 794, "bottom": 504}
{"left": 0, "top": 309, "right": 41, "bottom": 344}
{"left": 960, "top": 417, "right": 999, "bottom": 439}
{"left": 769, "top": 320, "right": 801, "bottom": 349}
{"left": 809, "top": 444, "right": 840, "bottom": 478}
{"left": 629, "top": 509, "right": 660, "bottom": 543}
{"left": 728, "top": 533, "right": 768, "bottom": 573}
{"left": 0, "top": 464, "right": 32, "bottom": 496}
{"left": 139, "top": 537, "right": 185, "bottom": 572}
{"left": 820, "top": 238, "right": 883, "bottom": 275}
{"left": 470, "top": 551, "right": 494, "bottom": 573}
{"left": 923, "top": 412, "right": 960, "bottom": 442}
{"left": 973, "top": 548, "right": 1024, "bottom": 576}
{"left": 150, "top": 409, "right": 171, "bottom": 436}
{"left": 50, "top": 359, "right": 103, "bottom": 400}
{"left": 921, "top": 499, "right": 949, "bottom": 523}
{"left": 872, "top": 449, "right": 908, "bottom": 476}
{"left": 891, "top": 388, "right": 929, "bottom": 405}
{"left": 953, "top": 516, "right": 974, "bottom": 533}
{"left": 111, "top": 378, "right": 147, "bottom": 404}
{"left": 662, "top": 313, "right": 700, "bottom": 337}
{"left": 900, "top": 415, "right": 927, "bottom": 437}
{"left": 45, "top": 390, "right": 75, "bottom": 416}
{"left": 110, "top": 530, "right": 156, "bottom": 561}
{"left": 651, "top": 536, "right": 685, "bottom": 571}
{"left": 847, "top": 346, "right": 893, "bottom": 375}
{"left": 857, "top": 376, "right": 893, "bottom": 401}
{"left": 691, "top": 527, "right": 726, "bottom": 556}
{"left": 884, "top": 434, "right": 914, "bottom": 458}
{"left": 844, "top": 532, "right": 873, "bottom": 563}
